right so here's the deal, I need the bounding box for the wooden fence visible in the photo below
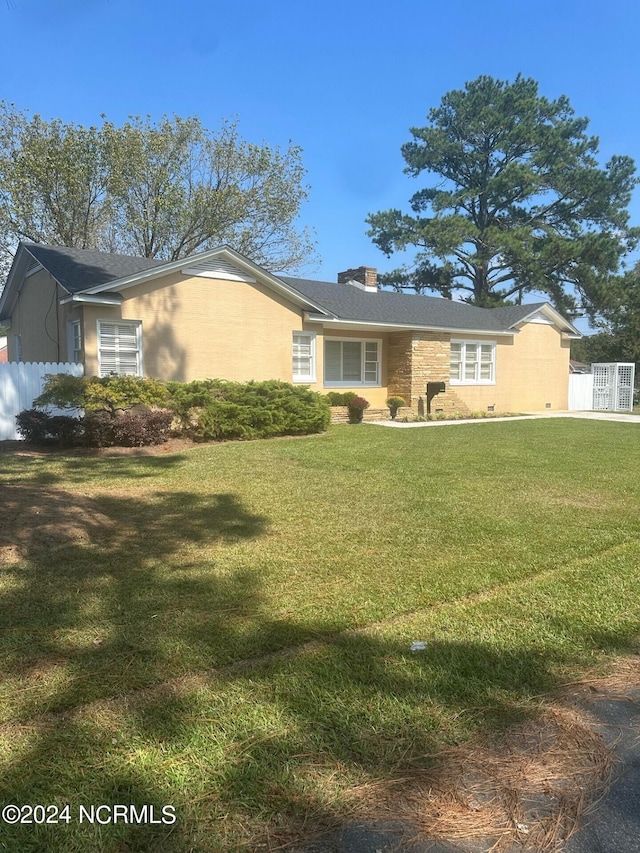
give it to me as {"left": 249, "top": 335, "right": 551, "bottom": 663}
{"left": 0, "top": 362, "right": 84, "bottom": 440}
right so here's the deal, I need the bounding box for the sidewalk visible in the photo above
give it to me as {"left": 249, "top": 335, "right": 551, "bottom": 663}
{"left": 367, "top": 411, "right": 640, "bottom": 428}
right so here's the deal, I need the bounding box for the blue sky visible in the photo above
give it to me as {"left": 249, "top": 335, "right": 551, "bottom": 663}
{"left": 1, "top": 0, "right": 639, "bottom": 329}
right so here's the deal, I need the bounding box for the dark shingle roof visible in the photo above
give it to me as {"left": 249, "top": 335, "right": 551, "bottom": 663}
{"left": 280, "top": 276, "right": 548, "bottom": 332}
{"left": 24, "top": 243, "right": 164, "bottom": 293}
{"left": 16, "top": 243, "right": 568, "bottom": 334}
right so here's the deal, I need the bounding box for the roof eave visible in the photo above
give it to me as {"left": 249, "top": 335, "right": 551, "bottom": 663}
{"left": 81, "top": 245, "right": 333, "bottom": 317}
{"left": 59, "top": 293, "right": 123, "bottom": 306}
{"left": 0, "top": 243, "right": 71, "bottom": 321}
{"left": 508, "top": 303, "right": 581, "bottom": 336}
{"left": 304, "top": 314, "right": 516, "bottom": 336}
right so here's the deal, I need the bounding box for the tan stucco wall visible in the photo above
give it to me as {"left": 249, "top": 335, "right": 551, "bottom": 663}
{"left": 82, "top": 274, "right": 392, "bottom": 406}
{"left": 384, "top": 322, "right": 571, "bottom": 415}
{"left": 99, "top": 272, "right": 310, "bottom": 382}
{"left": 74, "top": 271, "right": 569, "bottom": 413}
{"left": 453, "top": 322, "right": 571, "bottom": 412}
{"left": 7, "top": 270, "right": 61, "bottom": 362}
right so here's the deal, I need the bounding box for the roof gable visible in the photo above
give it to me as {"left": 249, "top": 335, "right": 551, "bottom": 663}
{"left": 0, "top": 242, "right": 581, "bottom": 338}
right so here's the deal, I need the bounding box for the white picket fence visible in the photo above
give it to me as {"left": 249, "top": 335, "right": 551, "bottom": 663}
{"left": 0, "top": 362, "right": 84, "bottom": 440}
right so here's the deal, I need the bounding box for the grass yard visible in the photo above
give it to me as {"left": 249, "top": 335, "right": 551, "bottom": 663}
{"left": 0, "top": 419, "right": 639, "bottom": 852}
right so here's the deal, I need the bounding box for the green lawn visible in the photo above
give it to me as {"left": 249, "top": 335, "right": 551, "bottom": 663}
{"left": 1, "top": 420, "right": 639, "bottom": 852}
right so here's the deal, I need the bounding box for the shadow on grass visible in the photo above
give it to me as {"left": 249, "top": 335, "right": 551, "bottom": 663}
{"left": 0, "top": 475, "right": 638, "bottom": 851}
{"left": 0, "top": 450, "right": 189, "bottom": 485}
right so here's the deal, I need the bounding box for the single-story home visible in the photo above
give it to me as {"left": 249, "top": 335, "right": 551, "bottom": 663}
{"left": 0, "top": 242, "right": 581, "bottom": 415}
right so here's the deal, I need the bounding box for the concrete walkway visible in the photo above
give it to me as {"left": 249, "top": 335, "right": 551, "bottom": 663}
{"left": 367, "top": 411, "right": 640, "bottom": 428}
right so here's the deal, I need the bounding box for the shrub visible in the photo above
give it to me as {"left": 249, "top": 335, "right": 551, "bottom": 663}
{"left": 34, "top": 374, "right": 169, "bottom": 414}
{"left": 112, "top": 410, "right": 173, "bottom": 447}
{"left": 24, "top": 376, "right": 330, "bottom": 447}
{"left": 82, "top": 412, "right": 117, "bottom": 447}
{"left": 16, "top": 409, "right": 50, "bottom": 443}
{"left": 32, "top": 374, "right": 86, "bottom": 410}
{"left": 15, "top": 409, "right": 83, "bottom": 446}
{"left": 386, "top": 396, "right": 406, "bottom": 409}
{"left": 347, "top": 395, "right": 370, "bottom": 423}
{"left": 169, "top": 379, "right": 330, "bottom": 442}
{"left": 386, "top": 395, "right": 406, "bottom": 419}
{"left": 324, "top": 391, "right": 359, "bottom": 406}
{"left": 47, "top": 415, "right": 85, "bottom": 445}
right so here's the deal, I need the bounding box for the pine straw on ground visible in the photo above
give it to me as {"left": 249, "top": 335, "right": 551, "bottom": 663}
{"left": 384, "top": 705, "right": 612, "bottom": 852}
{"left": 286, "top": 657, "right": 640, "bottom": 853}
{"left": 336, "top": 658, "right": 640, "bottom": 853}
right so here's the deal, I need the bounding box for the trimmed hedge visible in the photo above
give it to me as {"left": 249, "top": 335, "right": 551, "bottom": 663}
{"left": 16, "top": 409, "right": 84, "bottom": 446}
{"left": 83, "top": 410, "right": 174, "bottom": 447}
{"left": 324, "top": 391, "right": 359, "bottom": 406}
{"left": 18, "top": 376, "right": 330, "bottom": 447}
{"left": 168, "top": 379, "right": 330, "bottom": 441}
{"left": 16, "top": 408, "right": 173, "bottom": 448}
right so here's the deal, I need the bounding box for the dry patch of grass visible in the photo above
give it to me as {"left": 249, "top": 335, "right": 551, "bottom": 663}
{"left": 326, "top": 655, "right": 639, "bottom": 853}
{"left": 388, "top": 705, "right": 610, "bottom": 852}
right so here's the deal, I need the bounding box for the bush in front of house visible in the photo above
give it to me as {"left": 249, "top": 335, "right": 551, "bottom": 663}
{"left": 34, "top": 373, "right": 169, "bottom": 414}
{"left": 15, "top": 409, "right": 84, "bottom": 446}
{"left": 21, "top": 374, "right": 173, "bottom": 448}
{"left": 112, "top": 410, "right": 174, "bottom": 447}
{"left": 168, "top": 379, "right": 330, "bottom": 441}
{"left": 81, "top": 409, "right": 174, "bottom": 447}
{"left": 347, "top": 395, "right": 370, "bottom": 423}
{"left": 18, "top": 376, "right": 329, "bottom": 447}
{"left": 16, "top": 407, "right": 173, "bottom": 448}
{"left": 324, "top": 391, "right": 359, "bottom": 406}
{"left": 82, "top": 411, "right": 117, "bottom": 447}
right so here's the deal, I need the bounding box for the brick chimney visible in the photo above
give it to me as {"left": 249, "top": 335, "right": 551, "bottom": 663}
{"left": 337, "top": 266, "right": 378, "bottom": 293}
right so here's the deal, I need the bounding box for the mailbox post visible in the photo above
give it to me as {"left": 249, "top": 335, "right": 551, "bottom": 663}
{"left": 426, "top": 381, "right": 446, "bottom": 415}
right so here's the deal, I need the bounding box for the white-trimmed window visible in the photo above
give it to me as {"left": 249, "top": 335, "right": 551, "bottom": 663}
{"left": 98, "top": 321, "right": 143, "bottom": 376}
{"left": 324, "top": 338, "right": 381, "bottom": 386}
{"left": 69, "top": 321, "right": 82, "bottom": 363}
{"left": 450, "top": 340, "right": 495, "bottom": 384}
{"left": 292, "top": 331, "right": 316, "bottom": 382}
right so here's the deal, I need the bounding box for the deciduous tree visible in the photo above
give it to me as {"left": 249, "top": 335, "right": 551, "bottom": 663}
{"left": 0, "top": 105, "right": 316, "bottom": 276}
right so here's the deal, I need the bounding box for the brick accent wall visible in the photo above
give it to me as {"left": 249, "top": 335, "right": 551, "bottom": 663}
{"left": 386, "top": 330, "right": 471, "bottom": 417}
{"left": 330, "top": 406, "right": 389, "bottom": 424}
{"left": 386, "top": 331, "right": 414, "bottom": 403}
